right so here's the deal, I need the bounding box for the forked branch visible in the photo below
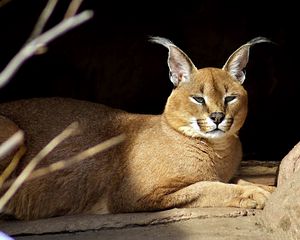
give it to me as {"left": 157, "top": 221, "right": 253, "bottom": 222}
{"left": 0, "top": 0, "right": 93, "bottom": 89}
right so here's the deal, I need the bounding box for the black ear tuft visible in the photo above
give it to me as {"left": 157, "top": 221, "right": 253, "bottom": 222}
{"left": 222, "top": 37, "right": 272, "bottom": 84}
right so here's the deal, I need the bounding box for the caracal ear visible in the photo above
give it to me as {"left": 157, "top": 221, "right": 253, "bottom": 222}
{"left": 150, "top": 36, "right": 197, "bottom": 87}
{"left": 222, "top": 37, "right": 272, "bottom": 84}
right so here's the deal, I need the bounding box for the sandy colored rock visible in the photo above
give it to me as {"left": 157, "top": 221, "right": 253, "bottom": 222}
{"left": 0, "top": 207, "right": 256, "bottom": 236}
{"left": 0, "top": 208, "right": 273, "bottom": 240}
{"left": 260, "top": 142, "right": 300, "bottom": 238}
{"left": 13, "top": 216, "right": 271, "bottom": 240}
{"left": 277, "top": 141, "right": 300, "bottom": 187}
{"left": 236, "top": 160, "right": 279, "bottom": 186}
{"left": 260, "top": 168, "right": 300, "bottom": 238}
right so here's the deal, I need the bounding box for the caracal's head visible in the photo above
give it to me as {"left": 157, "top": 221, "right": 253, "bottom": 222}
{"left": 150, "top": 37, "right": 270, "bottom": 140}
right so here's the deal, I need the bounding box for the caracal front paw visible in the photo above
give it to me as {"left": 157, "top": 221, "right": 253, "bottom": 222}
{"left": 229, "top": 185, "right": 272, "bottom": 209}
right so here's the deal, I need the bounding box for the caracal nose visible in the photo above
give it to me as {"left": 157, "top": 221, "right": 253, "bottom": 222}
{"left": 209, "top": 112, "right": 225, "bottom": 125}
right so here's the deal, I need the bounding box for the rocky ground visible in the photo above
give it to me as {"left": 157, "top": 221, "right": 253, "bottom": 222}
{"left": 0, "top": 208, "right": 274, "bottom": 240}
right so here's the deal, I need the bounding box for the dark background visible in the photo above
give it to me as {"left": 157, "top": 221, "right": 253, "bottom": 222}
{"left": 0, "top": 0, "right": 299, "bottom": 161}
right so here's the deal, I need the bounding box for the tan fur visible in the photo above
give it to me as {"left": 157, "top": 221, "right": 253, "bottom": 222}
{"left": 0, "top": 37, "right": 273, "bottom": 220}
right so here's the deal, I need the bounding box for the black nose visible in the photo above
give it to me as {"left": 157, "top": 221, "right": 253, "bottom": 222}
{"left": 209, "top": 112, "right": 225, "bottom": 125}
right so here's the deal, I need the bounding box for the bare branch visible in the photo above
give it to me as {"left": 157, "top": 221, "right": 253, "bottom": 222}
{"left": 0, "top": 145, "right": 26, "bottom": 188}
{"left": 0, "top": 10, "right": 93, "bottom": 89}
{"left": 0, "top": 131, "right": 24, "bottom": 159}
{"left": 35, "top": 10, "right": 93, "bottom": 47}
{"left": 27, "top": 0, "right": 59, "bottom": 43}
{"left": 0, "top": 122, "right": 79, "bottom": 212}
{"left": 23, "top": 134, "right": 125, "bottom": 182}
{"left": 64, "top": 0, "right": 84, "bottom": 19}
{"left": 2, "top": 134, "right": 125, "bottom": 190}
{"left": 3, "top": 134, "right": 125, "bottom": 192}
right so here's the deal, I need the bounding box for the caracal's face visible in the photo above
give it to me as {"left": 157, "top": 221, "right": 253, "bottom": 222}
{"left": 165, "top": 67, "right": 248, "bottom": 140}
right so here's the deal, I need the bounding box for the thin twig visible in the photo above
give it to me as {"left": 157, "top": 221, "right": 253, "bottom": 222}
{"left": 27, "top": 0, "right": 59, "bottom": 43}
{"left": 0, "top": 10, "right": 93, "bottom": 89}
{"left": 0, "top": 122, "right": 79, "bottom": 212}
{"left": 1, "top": 134, "right": 126, "bottom": 190}
{"left": 0, "top": 145, "right": 26, "bottom": 188}
{"left": 0, "top": 131, "right": 24, "bottom": 159}
{"left": 18, "top": 134, "right": 125, "bottom": 183}
{"left": 64, "top": 0, "right": 84, "bottom": 19}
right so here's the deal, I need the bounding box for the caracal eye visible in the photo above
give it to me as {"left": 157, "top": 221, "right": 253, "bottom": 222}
{"left": 192, "top": 96, "right": 205, "bottom": 104}
{"left": 224, "top": 96, "right": 236, "bottom": 104}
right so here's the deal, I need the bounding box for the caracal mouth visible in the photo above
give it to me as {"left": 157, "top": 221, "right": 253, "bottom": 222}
{"left": 178, "top": 118, "right": 230, "bottom": 139}
{"left": 204, "top": 128, "right": 226, "bottom": 139}
{"left": 207, "top": 128, "right": 225, "bottom": 134}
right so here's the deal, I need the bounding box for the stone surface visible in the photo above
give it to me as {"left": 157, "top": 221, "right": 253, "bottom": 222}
{"left": 277, "top": 141, "right": 300, "bottom": 187}
{"left": 0, "top": 208, "right": 273, "bottom": 240}
{"left": 260, "top": 168, "right": 300, "bottom": 238}
{"left": 13, "top": 217, "right": 270, "bottom": 240}
{"left": 259, "top": 142, "right": 300, "bottom": 238}
{"left": 236, "top": 160, "right": 279, "bottom": 186}
{"left": 0, "top": 208, "right": 256, "bottom": 236}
